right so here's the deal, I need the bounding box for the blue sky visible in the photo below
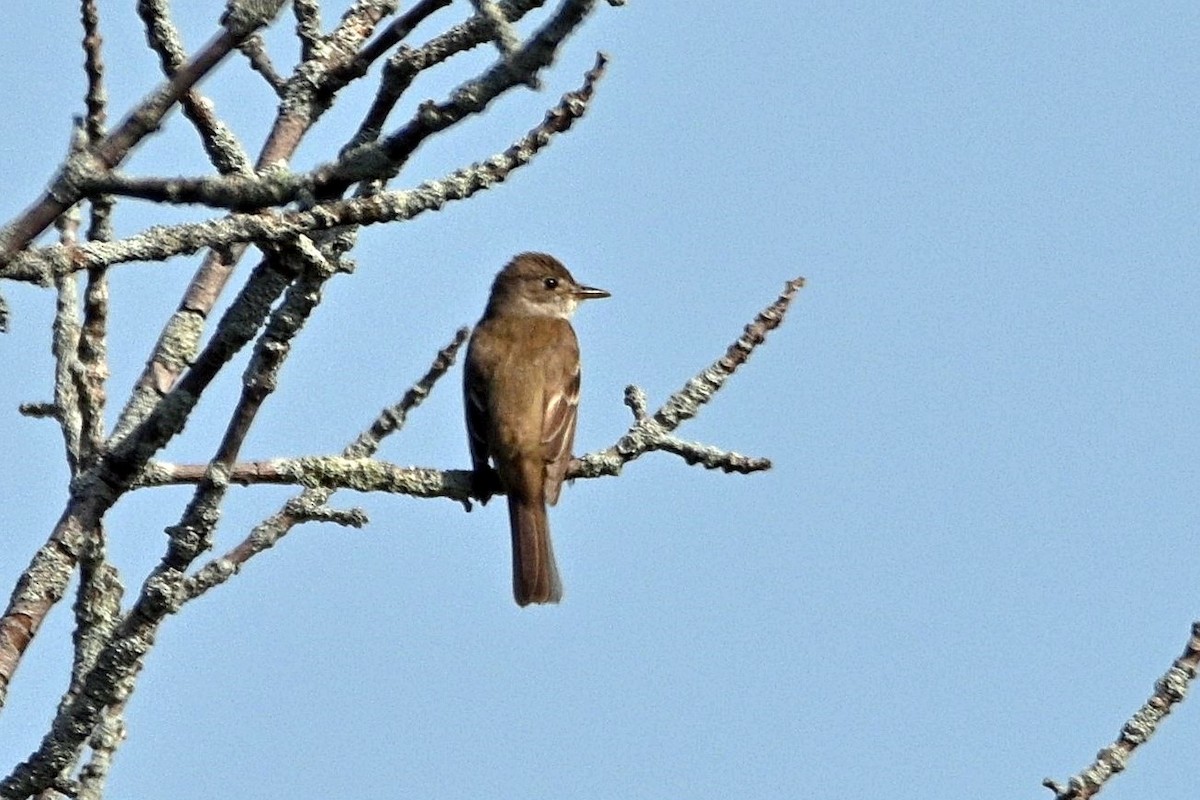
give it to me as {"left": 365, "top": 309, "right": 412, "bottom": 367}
{"left": 2, "top": 2, "right": 1200, "bottom": 798}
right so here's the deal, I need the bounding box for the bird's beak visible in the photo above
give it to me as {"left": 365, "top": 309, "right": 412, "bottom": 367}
{"left": 574, "top": 284, "right": 611, "bottom": 301}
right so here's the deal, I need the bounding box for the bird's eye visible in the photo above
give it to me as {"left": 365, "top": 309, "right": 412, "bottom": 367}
{"left": 543, "top": 277, "right": 559, "bottom": 290}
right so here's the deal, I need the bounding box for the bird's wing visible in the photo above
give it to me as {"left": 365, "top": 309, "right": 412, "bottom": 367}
{"left": 542, "top": 323, "right": 580, "bottom": 507}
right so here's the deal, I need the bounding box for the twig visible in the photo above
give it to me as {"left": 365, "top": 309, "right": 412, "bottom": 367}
{"left": 51, "top": 176, "right": 84, "bottom": 472}
{"left": 159, "top": 239, "right": 335, "bottom": 575}
{"left": 292, "top": 0, "right": 324, "bottom": 62}
{"left": 0, "top": 1, "right": 286, "bottom": 265}
{"left": 80, "top": 0, "right": 107, "bottom": 142}
{"left": 347, "top": 0, "right": 541, "bottom": 152}
{"left": 4, "top": 55, "right": 609, "bottom": 282}
{"left": 111, "top": 0, "right": 402, "bottom": 443}
{"left": 353, "top": 0, "right": 454, "bottom": 73}
{"left": 145, "top": 277, "right": 803, "bottom": 501}
{"left": 577, "top": 276, "right": 805, "bottom": 479}
{"left": 137, "top": 0, "right": 255, "bottom": 176}
{"left": 71, "top": 0, "right": 601, "bottom": 210}
{"left": 75, "top": 703, "right": 126, "bottom": 800}
{"left": 1044, "top": 621, "right": 1200, "bottom": 799}
{"left": 182, "top": 327, "right": 469, "bottom": 600}
{"left": 237, "top": 33, "right": 286, "bottom": 94}
{"left": 470, "top": 0, "right": 523, "bottom": 66}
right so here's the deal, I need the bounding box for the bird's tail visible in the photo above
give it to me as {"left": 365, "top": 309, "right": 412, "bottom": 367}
{"left": 507, "top": 496, "right": 563, "bottom": 606}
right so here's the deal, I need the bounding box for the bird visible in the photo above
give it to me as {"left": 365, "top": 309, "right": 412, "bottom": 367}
{"left": 463, "top": 252, "right": 610, "bottom": 606}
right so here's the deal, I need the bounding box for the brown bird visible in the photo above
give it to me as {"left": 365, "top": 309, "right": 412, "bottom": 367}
{"left": 464, "top": 253, "right": 610, "bottom": 606}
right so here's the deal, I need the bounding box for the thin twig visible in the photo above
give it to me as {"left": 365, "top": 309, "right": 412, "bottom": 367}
{"left": 353, "top": 0, "right": 454, "bottom": 72}
{"left": 4, "top": 55, "right": 609, "bottom": 282}
{"left": 143, "top": 277, "right": 804, "bottom": 502}
{"left": 75, "top": 0, "right": 112, "bottom": 465}
{"left": 80, "top": 0, "right": 107, "bottom": 141}
{"left": 110, "top": 0, "right": 400, "bottom": 443}
{"left": 50, "top": 151, "right": 85, "bottom": 472}
{"left": 69, "top": 0, "right": 600, "bottom": 209}
{"left": 469, "top": 0, "right": 523, "bottom": 65}
{"left": 347, "top": 0, "right": 539, "bottom": 152}
{"left": 137, "top": 0, "right": 254, "bottom": 176}
{"left": 237, "top": 33, "right": 287, "bottom": 94}
{"left": 0, "top": 4, "right": 285, "bottom": 265}
{"left": 182, "top": 327, "right": 470, "bottom": 600}
{"left": 576, "top": 276, "right": 805, "bottom": 479}
{"left": 1044, "top": 621, "right": 1200, "bottom": 800}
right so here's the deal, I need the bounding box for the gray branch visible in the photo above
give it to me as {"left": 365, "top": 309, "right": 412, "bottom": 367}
{"left": 1044, "top": 621, "right": 1200, "bottom": 800}
{"left": 141, "top": 277, "right": 806, "bottom": 504}
{"left": 1, "top": 55, "right": 608, "bottom": 284}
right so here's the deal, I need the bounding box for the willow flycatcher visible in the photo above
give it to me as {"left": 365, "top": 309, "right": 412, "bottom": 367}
{"left": 464, "top": 252, "right": 610, "bottom": 606}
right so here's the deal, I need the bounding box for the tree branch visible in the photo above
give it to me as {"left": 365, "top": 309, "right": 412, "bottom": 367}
{"left": 0, "top": 3, "right": 286, "bottom": 266}
{"left": 110, "top": 0, "right": 422, "bottom": 443}
{"left": 137, "top": 0, "right": 255, "bottom": 176}
{"left": 141, "top": 276, "right": 804, "bottom": 501}
{"left": 69, "top": 0, "right": 601, "bottom": 210}
{"left": 2, "top": 55, "right": 608, "bottom": 283}
{"left": 1044, "top": 621, "right": 1200, "bottom": 800}
{"left": 182, "top": 327, "right": 470, "bottom": 600}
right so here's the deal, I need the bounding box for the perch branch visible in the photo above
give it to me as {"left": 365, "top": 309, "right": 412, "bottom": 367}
{"left": 143, "top": 276, "right": 804, "bottom": 502}
{"left": 577, "top": 276, "right": 805, "bottom": 479}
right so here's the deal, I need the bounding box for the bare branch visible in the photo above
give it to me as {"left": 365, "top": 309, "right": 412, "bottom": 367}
{"left": 51, "top": 192, "right": 84, "bottom": 472}
{"left": 157, "top": 239, "right": 337, "bottom": 578}
{"left": 112, "top": 0, "right": 401, "bottom": 443}
{"left": 470, "top": 0, "right": 524, "bottom": 67}
{"left": 0, "top": 5, "right": 285, "bottom": 265}
{"left": 652, "top": 435, "right": 772, "bottom": 474}
{"left": 237, "top": 33, "right": 286, "bottom": 94}
{"left": 576, "top": 276, "right": 806, "bottom": 479}
{"left": 71, "top": 0, "right": 602, "bottom": 210}
{"left": 347, "top": 0, "right": 546, "bottom": 152}
{"left": 353, "top": 0, "right": 454, "bottom": 73}
{"left": 17, "top": 403, "right": 59, "bottom": 419}
{"left": 3, "top": 55, "right": 608, "bottom": 282}
{"left": 143, "top": 276, "right": 803, "bottom": 503}
{"left": 292, "top": 0, "right": 324, "bottom": 61}
{"left": 0, "top": 258, "right": 296, "bottom": 713}
{"left": 76, "top": 262, "right": 110, "bottom": 463}
{"left": 75, "top": 704, "right": 126, "bottom": 800}
{"left": 182, "top": 327, "right": 470, "bottom": 601}
{"left": 80, "top": 0, "right": 107, "bottom": 141}
{"left": 1044, "top": 621, "right": 1200, "bottom": 800}
{"left": 0, "top": 504, "right": 97, "bottom": 712}
{"left": 137, "top": 0, "right": 255, "bottom": 176}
